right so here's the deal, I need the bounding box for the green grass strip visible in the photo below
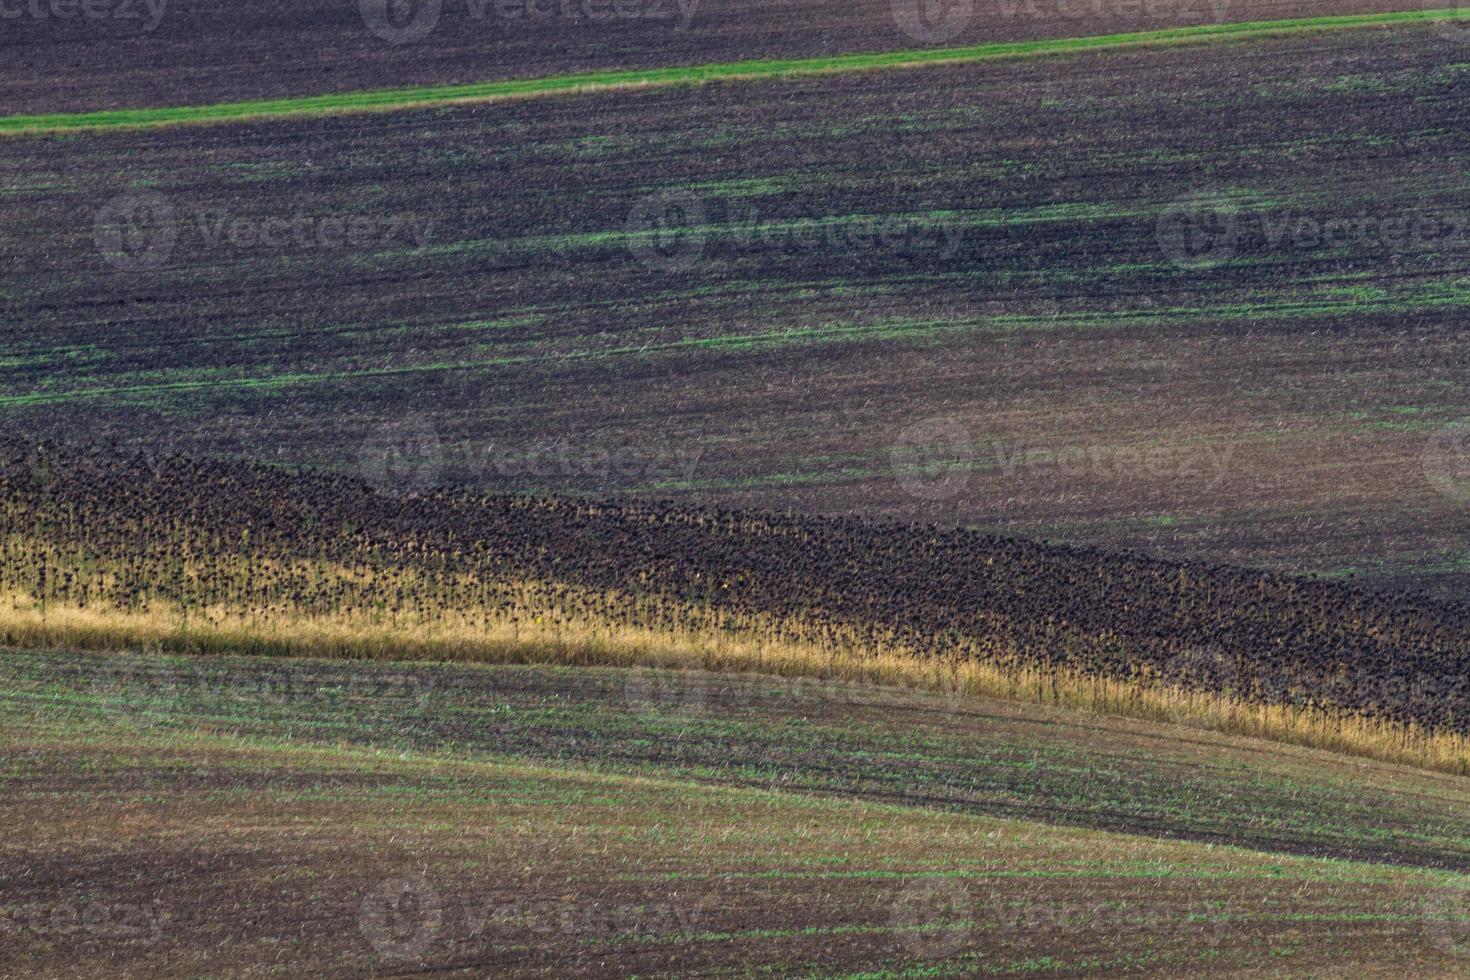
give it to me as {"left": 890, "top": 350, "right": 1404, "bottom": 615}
{"left": 1, "top": 8, "right": 1465, "bottom": 135}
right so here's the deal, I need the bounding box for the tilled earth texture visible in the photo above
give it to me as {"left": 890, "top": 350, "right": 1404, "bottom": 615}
{"left": 3, "top": 24, "right": 1469, "bottom": 595}
{"left": 0, "top": 0, "right": 1424, "bottom": 114}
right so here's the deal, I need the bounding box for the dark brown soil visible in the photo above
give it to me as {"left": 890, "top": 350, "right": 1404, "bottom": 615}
{"left": 1, "top": 25, "right": 1465, "bottom": 596}
{"left": 0, "top": 0, "right": 1418, "bottom": 114}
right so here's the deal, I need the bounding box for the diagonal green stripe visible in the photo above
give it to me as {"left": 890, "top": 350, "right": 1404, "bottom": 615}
{"left": 0, "top": 8, "right": 1465, "bottom": 136}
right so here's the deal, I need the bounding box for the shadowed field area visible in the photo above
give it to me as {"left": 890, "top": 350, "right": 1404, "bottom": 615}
{"left": 4, "top": 651, "right": 1470, "bottom": 977}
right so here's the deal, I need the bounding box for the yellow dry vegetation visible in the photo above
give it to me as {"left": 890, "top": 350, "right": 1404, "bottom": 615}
{"left": 5, "top": 562, "right": 1468, "bottom": 775}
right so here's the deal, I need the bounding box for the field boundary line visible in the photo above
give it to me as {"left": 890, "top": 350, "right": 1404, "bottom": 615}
{"left": 1, "top": 8, "right": 1465, "bottom": 135}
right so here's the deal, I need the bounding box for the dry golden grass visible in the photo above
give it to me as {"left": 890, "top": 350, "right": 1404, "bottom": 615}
{"left": 6, "top": 577, "right": 1469, "bottom": 777}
